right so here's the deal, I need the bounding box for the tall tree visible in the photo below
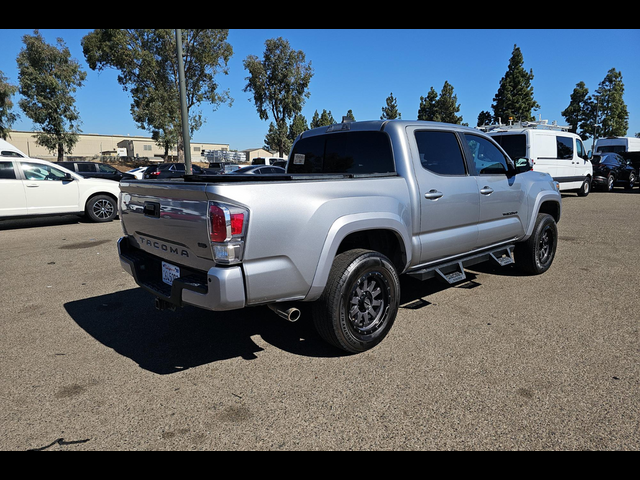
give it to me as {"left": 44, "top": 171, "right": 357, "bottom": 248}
{"left": 477, "top": 110, "right": 493, "bottom": 127}
{"left": 381, "top": 92, "right": 401, "bottom": 120}
{"left": 492, "top": 45, "right": 539, "bottom": 124}
{"left": 594, "top": 68, "right": 628, "bottom": 138}
{"left": 17, "top": 30, "right": 86, "bottom": 161}
{"left": 288, "top": 113, "right": 308, "bottom": 143}
{"left": 243, "top": 37, "right": 313, "bottom": 157}
{"left": 561, "top": 81, "right": 593, "bottom": 140}
{"left": 82, "top": 29, "right": 233, "bottom": 160}
{"left": 0, "top": 70, "right": 19, "bottom": 140}
{"left": 417, "top": 87, "right": 438, "bottom": 121}
{"left": 310, "top": 109, "right": 335, "bottom": 128}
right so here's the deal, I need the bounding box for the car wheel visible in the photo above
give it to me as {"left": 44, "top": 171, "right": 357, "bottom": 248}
{"left": 577, "top": 177, "right": 590, "bottom": 196}
{"left": 86, "top": 195, "right": 117, "bottom": 222}
{"left": 312, "top": 249, "right": 400, "bottom": 353}
{"left": 625, "top": 172, "right": 636, "bottom": 190}
{"left": 606, "top": 174, "right": 615, "bottom": 191}
{"left": 515, "top": 213, "right": 557, "bottom": 275}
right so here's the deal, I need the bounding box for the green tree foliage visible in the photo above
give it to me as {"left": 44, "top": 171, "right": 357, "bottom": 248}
{"left": 17, "top": 30, "right": 86, "bottom": 161}
{"left": 288, "top": 113, "right": 308, "bottom": 142}
{"left": 380, "top": 92, "right": 401, "bottom": 120}
{"left": 492, "top": 45, "right": 539, "bottom": 123}
{"left": 243, "top": 37, "right": 313, "bottom": 157}
{"left": 345, "top": 109, "right": 356, "bottom": 122}
{"left": 477, "top": 110, "right": 493, "bottom": 127}
{"left": 418, "top": 81, "right": 463, "bottom": 124}
{"left": 82, "top": 29, "right": 233, "bottom": 159}
{"left": 0, "top": 70, "right": 19, "bottom": 140}
{"left": 595, "top": 68, "right": 628, "bottom": 138}
{"left": 310, "top": 109, "right": 335, "bottom": 128}
{"left": 417, "top": 87, "right": 437, "bottom": 121}
{"left": 562, "top": 69, "right": 628, "bottom": 141}
{"left": 561, "top": 81, "right": 592, "bottom": 140}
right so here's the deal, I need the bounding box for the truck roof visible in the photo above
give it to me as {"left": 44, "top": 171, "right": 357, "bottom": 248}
{"left": 298, "top": 119, "right": 483, "bottom": 140}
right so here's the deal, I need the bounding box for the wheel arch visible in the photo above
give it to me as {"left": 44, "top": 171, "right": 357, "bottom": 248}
{"left": 305, "top": 213, "right": 412, "bottom": 302}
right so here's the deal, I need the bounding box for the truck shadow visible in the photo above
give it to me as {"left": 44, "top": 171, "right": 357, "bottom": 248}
{"left": 64, "top": 288, "right": 340, "bottom": 374}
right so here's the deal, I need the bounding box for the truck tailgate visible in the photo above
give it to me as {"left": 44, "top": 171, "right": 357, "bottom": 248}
{"left": 119, "top": 180, "right": 215, "bottom": 271}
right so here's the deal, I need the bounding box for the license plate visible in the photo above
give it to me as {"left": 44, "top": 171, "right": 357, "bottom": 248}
{"left": 162, "top": 261, "right": 180, "bottom": 286}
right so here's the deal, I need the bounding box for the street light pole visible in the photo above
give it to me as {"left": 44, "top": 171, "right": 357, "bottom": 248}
{"left": 175, "top": 29, "right": 192, "bottom": 175}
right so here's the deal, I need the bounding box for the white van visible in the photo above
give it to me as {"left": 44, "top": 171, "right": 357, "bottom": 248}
{"left": 485, "top": 122, "right": 593, "bottom": 196}
{"left": 595, "top": 137, "right": 640, "bottom": 154}
{"left": 0, "top": 138, "right": 27, "bottom": 158}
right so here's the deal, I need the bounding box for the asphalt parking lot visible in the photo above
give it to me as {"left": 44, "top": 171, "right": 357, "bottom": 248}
{"left": 1, "top": 188, "right": 638, "bottom": 451}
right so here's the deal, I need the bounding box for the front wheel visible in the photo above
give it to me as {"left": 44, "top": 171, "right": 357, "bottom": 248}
{"left": 515, "top": 213, "right": 558, "bottom": 275}
{"left": 85, "top": 194, "right": 117, "bottom": 222}
{"left": 625, "top": 172, "right": 636, "bottom": 190}
{"left": 312, "top": 249, "right": 400, "bottom": 353}
{"left": 606, "top": 174, "right": 615, "bottom": 192}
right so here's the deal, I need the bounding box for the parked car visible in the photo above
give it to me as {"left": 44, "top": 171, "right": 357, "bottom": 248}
{"left": 590, "top": 153, "right": 637, "bottom": 191}
{"left": 143, "top": 163, "right": 209, "bottom": 179}
{"left": 0, "top": 157, "right": 120, "bottom": 222}
{"left": 228, "top": 165, "right": 286, "bottom": 175}
{"left": 57, "top": 161, "right": 135, "bottom": 181}
{"left": 125, "top": 166, "right": 149, "bottom": 179}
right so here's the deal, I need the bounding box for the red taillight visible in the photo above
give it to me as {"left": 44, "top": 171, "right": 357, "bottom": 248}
{"left": 209, "top": 203, "right": 246, "bottom": 242}
{"left": 230, "top": 213, "right": 244, "bottom": 235}
{"left": 209, "top": 205, "right": 227, "bottom": 242}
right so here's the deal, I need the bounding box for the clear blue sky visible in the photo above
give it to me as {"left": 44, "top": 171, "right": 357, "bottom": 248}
{"left": 1, "top": 29, "right": 638, "bottom": 152}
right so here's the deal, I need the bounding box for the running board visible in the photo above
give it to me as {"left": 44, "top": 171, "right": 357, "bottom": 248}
{"left": 407, "top": 244, "right": 515, "bottom": 284}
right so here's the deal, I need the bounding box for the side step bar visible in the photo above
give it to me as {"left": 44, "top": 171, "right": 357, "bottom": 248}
{"left": 407, "top": 244, "right": 515, "bottom": 285}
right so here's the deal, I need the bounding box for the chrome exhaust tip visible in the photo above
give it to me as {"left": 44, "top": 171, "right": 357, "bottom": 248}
{"left": 267, "top": 303, "right": 301, "bottom": 322}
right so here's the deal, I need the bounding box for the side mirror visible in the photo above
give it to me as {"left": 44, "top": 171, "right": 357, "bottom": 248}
{"left": 63, "top": 173, "right": 74, "bottom": 181}
{"left": 514, "top": 158, "right": 533, "bottom": 174}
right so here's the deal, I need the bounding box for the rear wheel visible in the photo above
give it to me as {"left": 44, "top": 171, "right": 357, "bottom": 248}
{"left": 85, "top": 194, "right": 117, "bottom": 222}
{"left": 515, "top": 213, "right": 557, "bottom": 275}
{"left": 625, "top": 172, "right": 636, "bottom": 190}
{"left": 312, "top": 249, "right": 400, "bottom": 353}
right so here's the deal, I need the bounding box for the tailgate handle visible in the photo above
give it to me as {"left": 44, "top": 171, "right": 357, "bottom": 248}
{"left": 143, "top": 202, "right": 160, "bottom": 218}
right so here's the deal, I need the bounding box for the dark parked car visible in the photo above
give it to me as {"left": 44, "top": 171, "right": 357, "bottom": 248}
{"left": 143, "top": 163, "right": 210, "bottom": 179}
{"left": 590, "top": 153, "right": 637, "bottom": 191}
{"left": 57, "top": 161, "right": 135, "bottom": 181}
{"left": 228, "top": 165, "right": 286, "bottom": 175}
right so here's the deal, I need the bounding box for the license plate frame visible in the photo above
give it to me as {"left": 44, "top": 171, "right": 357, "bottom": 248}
{"left": 161, "top": 261, "right": 180, "bottom": 286}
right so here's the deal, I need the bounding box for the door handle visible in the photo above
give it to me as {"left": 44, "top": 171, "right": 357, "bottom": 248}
{"left": 480, "top": 186, "right": 494, "bottom": 195}
{"left": 424, "top": 190, "right": 443, "bottom": 200}
{"left": 25, "top": 183, "right": 40, "bottom": 188}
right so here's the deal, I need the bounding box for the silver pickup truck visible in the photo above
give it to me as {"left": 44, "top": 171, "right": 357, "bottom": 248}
{"left": 117, "top": 120, "right": 561, "bottom": 353}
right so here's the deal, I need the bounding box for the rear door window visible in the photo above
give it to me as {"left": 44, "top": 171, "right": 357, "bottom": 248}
{"left": 0, "top": 160, "right": 17, "bottom": 179}
{"left": 414, "top": 130, "right": 467, "bottom": 175}
{"left": 288, "top": 131, "right": 395, "bottom": 174}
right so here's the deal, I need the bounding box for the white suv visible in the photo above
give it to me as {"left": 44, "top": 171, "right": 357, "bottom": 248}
{"left": 0, "top": 156, "right": 121, "bottom": 222}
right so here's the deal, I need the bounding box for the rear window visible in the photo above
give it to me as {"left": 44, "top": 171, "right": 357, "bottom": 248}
{"left": 491, "top": 134, "right": 526, "bottom": 160}
{"left": 288, "top": 131, "right": 395, "bottom": 174}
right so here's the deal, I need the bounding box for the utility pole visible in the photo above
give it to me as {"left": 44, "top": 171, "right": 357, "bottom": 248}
{"left": 175, "top": 29, "right": 192, "bottom": 174}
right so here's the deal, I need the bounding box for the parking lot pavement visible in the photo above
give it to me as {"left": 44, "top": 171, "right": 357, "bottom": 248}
{"left": 1, "top": 189, "right": 639, "bottom": 451}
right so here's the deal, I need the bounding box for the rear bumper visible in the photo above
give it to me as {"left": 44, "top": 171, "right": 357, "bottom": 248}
{"left": 118, "top": 236, "right": 245, "bottom": 311}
